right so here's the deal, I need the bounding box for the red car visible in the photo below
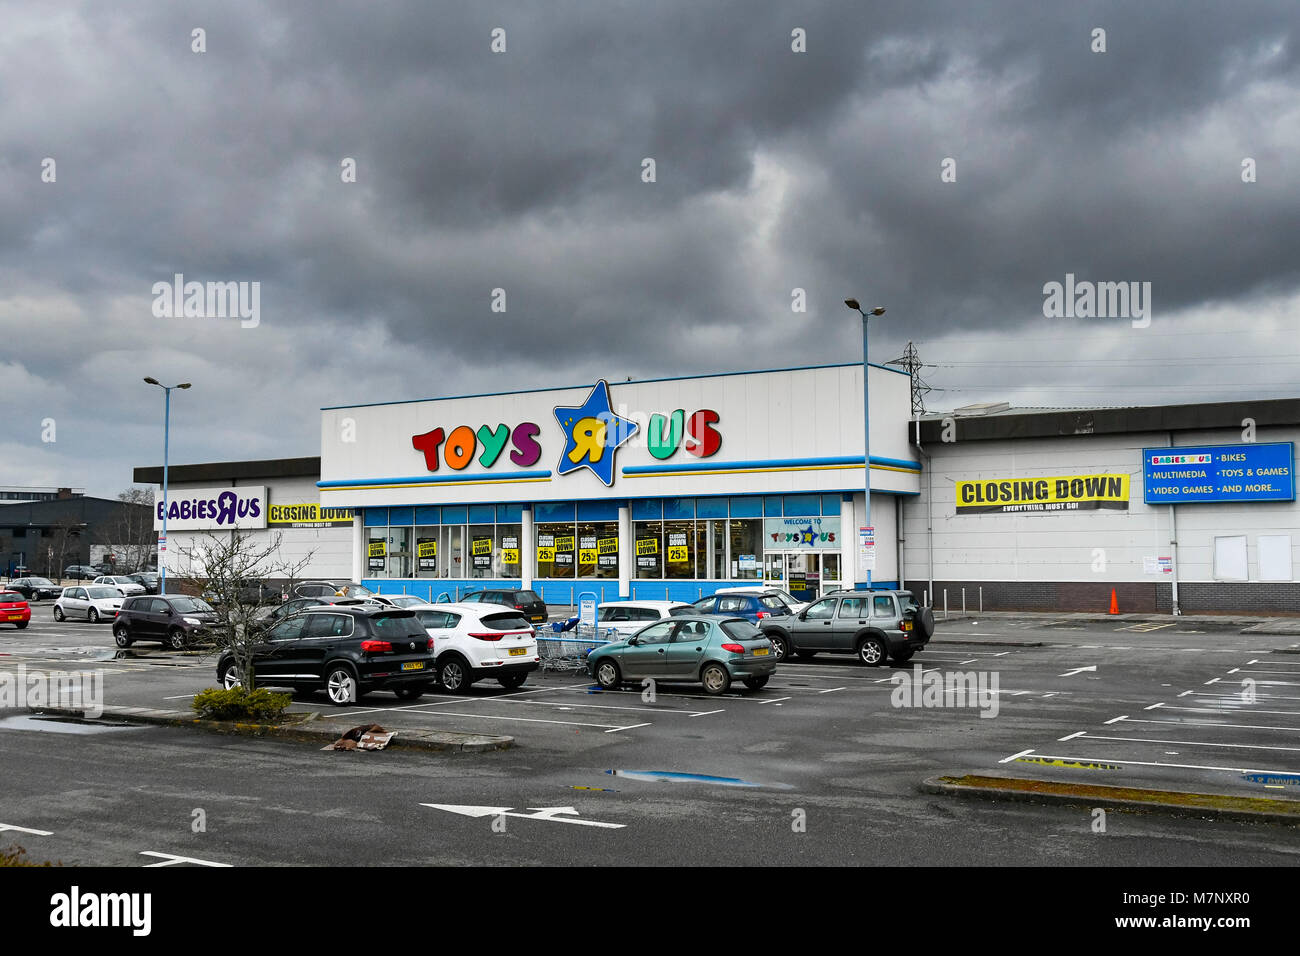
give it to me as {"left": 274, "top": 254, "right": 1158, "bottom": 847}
{"left": 0, "top": 590, "right": 31, "bottom": 629}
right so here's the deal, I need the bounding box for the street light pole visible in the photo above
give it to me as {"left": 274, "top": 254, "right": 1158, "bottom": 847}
{"left": 845, "top": 300, "right": 885, "bottom": 590}
{"left": 144, "top": 378, "right": 191, "bottom": 596}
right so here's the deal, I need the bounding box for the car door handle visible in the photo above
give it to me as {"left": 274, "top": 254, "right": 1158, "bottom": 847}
{"left": 657, "top": 648, "right": 665, "bottom": 653}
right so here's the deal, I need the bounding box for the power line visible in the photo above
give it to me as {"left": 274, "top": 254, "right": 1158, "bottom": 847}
{"left": 884, "top": 341, "right": 933, "bottom": 415}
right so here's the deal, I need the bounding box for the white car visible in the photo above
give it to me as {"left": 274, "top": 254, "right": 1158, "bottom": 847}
{"left": 595, "top": 600, "right": 694, "bottom": 638}
{"left": 409, "top": 602, "right": 539, "bottom": 693}
{"left": 714, "top": 585, "right": 809, "bottom": 614}
{"left": 54, "top": 585, "right": 124, "bottom": 623}
{"left": 372, "top": 595, "right": 431, "bottom": 610}
{"left": 93, "top": 575, "right": 146, "bottom": 597}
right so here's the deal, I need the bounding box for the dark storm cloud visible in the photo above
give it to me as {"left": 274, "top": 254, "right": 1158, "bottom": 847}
{"left": 1, "top": 0, "right": 1298, "bottom": 494}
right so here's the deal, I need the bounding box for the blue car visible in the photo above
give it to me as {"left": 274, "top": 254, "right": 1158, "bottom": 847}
{"left": 689, "top": 591, "right": 792, "bottom": 624}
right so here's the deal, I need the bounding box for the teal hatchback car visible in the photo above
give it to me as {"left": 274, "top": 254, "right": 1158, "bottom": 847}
{"left": 587, "top": 615, "right": 777, "bottom": 695}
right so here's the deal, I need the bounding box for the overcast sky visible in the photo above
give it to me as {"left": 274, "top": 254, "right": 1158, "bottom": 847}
{"left": 2, "top": 0, "right": 1298, "bottom": 498}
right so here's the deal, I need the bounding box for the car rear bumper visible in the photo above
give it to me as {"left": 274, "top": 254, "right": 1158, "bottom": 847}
{"left": 470, "top": 659, "right": 540, "bottom": 679}
{"left": 722, "top": 658, "right": 778, "bottom": 678}
{"left": 359, "top": 660, "right": 438, "bottom": 686}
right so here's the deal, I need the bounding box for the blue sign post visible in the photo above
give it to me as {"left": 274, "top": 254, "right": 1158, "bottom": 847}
{"left": 1142, "top": 443, "right": 1295, "bottom": 505}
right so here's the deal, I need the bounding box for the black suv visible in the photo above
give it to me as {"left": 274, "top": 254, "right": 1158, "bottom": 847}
{"left": 461, "top": 588, "right": 547, "bottom": 625}
{"left": 114, "top": 595, "right": 219, "bottom": 650}
{"left": 6, "top": 577, "right": 62, "bottom": 601}
{"left": 215, "top": 606, "right": 436, "bottom": 706}
{"left": 759, "top": 589, "right": 935, "bottom": 665}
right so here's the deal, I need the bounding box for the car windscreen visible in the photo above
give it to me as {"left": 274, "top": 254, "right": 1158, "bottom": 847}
{"left": 516, "top": 591, "right": 541, "bottom": 604}
{"left": 668, "top": 606, "right": 694, "bottom": 616}
{"left": 370, "top": 613, "right": 427, "bottom": 638}
{"left": 759, "top": 595, "right": 788, "bottom": 612}
{"left": 170, "top": 597, "right": 213, "bottom": 613}
{"left": 30, "top": 578, "right": 54, "bottom": 586}
{"left": 339, "top": 582, "right": 374, "bottom": 597}
{"left": 481, "top": 611, "right": 533, "bottom": 631}
{"left": 720, "top": 620, "right": 764, "bottom": 641}
{"left": 86, "top": 587, "right": 119, "bottom": 599}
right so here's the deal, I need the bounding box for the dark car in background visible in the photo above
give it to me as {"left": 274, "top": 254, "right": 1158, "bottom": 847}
{"left": 63, "top": 565, "right": 99, "bottom": 580}
{"left": 113, "top": 595, "right": 219, "bottom": 650}
{"left": 461, "top": 588, "right": 548, "bottom": 625}
{"left": 289, "top": 580, "right": 375, "bottom": 601}
{"left": 215, "top": 606, "right": 436, "bottom": 706}
{"left": 128, "top": 572, "right": 160, "bottom": 595}
{"left": 6, "top": 577, "right": 63, "bottom": 601}
{"left": 202, "top": 578, "right": 284, "bottom": 606}
{"left": 690, "top": 591, "right": 792, "bottom": 625}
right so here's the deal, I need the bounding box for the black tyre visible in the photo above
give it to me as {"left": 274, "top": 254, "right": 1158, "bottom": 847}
{"left": 765, "top": 632, "right": 791, "bottom": 662}
{"left": 437, "top": 657, "right": 475, "bottom": 694}
{"left": 742, "top": 675, "right": 769, "bottom": 691}
{"left": 914, "top": 606, "right": 936, "bottom": 640}
{"left": 15, "top": 621, "right": 28, "bottom": 630}
{"left": 701, "top": 662, "right": 731, "bottom": 695}
{"left": 892, "top": 649, "right": 915, "bottom": 664}
{"left": 594, "top": 659, "right": 621, "bottom": 690}
{"left": 88, "top": 607, "right": 100, "bottom": 623}
{"left": 219, "top": 661, "right": 243, "bottom": 690}
{"left": 113, "top": 623, "right": 133, "bottom": 647}
{"left": 167, "top": 627, "right": 187, "bottom": 651}
{"left": 53, "top": 606, "right": 65, "bottom": 622}
{"left": 857, "top": 634, "right": 888, "bottom": 667}
{"left": 325, "top": 664, "right": 359, "bottom": 706}
{"left": 498, "top": 673, "right": 527, "bottom": 690}
{"left": 393, "top": 685, "right": 425, "bottom": 701}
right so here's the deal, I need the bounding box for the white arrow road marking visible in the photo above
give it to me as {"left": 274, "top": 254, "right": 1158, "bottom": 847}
{"left": 421, "top": 804, "right": 626, "bottom": 829}
{"left": 1058, "top": 666, "right": 1098, "bottom": 678}
{"left": 140, "top": 851, "right": 231, "bottom": 867}
{"left": 0, "top": 823, "right": 53, "bottom": 836}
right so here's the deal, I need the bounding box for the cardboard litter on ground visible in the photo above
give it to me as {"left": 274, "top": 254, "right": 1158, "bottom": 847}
{"left": 322, "top": 724, "right": 396, "bottom": 752}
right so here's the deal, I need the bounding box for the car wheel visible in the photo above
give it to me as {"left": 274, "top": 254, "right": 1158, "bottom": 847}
{"left": 915, "top": 606, "right": 936, "bottom": 640}
{"left": 766, "top": 632, "right": 790, "bottom": 662}
{"left": 437, "top": 657, "right": 474, "bottom": 694}
{"left": 594, "top": 659, "right": 621, "bottom": 690}
{"left": 88, "top": 607, "right": 100, "bottom": 623}
{"left": 892, "top": 649, "right": 915, "bottom": 664}
{"left": 15, "top": 621, "right": 28, "bottom": 630}
{"left": 742, "top": 675, "right": 769, "bottom": 691}
{"left": 167, "top": 627, "right": 187, "bottom": 651}
{"left": 857, "top": 635, "right": 888, "bottom": 667}
{"left": 325, "top": 665, "right": 359, "bottom": 706}
{"left": 219, "top": 662, "right": 243, "bottom": 690}
{"left": 498, "top": 673, "right": 527, "bottom": 690}
{"left": 394, "top": 685, "right": 425, "bottom": 701}
{"left": 53, "top": 606, "right": 65, "bottom": 622}
{"left": 113, "top": 623, "right": 133, "bottom": 647}
{"left": 701, "top": 663, "right": 731, "bottom": 696}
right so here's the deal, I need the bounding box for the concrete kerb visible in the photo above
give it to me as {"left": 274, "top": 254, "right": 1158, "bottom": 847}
{"left": 923, "top": 772, "right": 1300, "bottom": 826}
{"left": 25, "top": 704, "right": 513, "bottom": 753}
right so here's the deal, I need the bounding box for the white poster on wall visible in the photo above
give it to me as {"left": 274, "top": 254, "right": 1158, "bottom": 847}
{"left": 1212, "top": 535, "right": 1248, "bottom": 582}
{"left": 1258, "top": 534, "right": 1293, "bottom": 582}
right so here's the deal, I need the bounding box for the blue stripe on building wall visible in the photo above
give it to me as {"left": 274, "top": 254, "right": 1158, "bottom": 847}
{"left": 366, "top": 578, "right": 900, "bottom": 606}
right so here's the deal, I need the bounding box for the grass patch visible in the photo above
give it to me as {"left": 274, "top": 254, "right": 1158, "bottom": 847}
{"left": 0, "top": 845, "right": 60, "bottom": 867}
{"left": 939, "top": 775, "right": 1300, "bottom": 815}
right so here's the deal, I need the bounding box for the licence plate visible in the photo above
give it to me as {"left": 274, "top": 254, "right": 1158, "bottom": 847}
{"left": 753, "top": 647, "right": 769, "bottom": 656}
{"left": 6, "top": 615, "right": 21, "bottom": 621}
{"left": 401, "top": 662, "right": 424, "bottom": 671}
{"left": 531, "top": 616, "right": 545, "bottom": 623}
{"left": 509, "top": 647, "right": 527, "bottom": 656}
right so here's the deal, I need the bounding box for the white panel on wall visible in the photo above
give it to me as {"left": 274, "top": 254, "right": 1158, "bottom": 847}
{"left": 1258, "top": 534, "right": 1293, "bottom": 582}
{"left": 1213, "top": 535, "right": 1248, "bottom": 581}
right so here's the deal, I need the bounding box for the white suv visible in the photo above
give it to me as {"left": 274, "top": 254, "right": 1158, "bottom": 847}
{"left": 93, "top": 575, "right": 146, "bottom": 597}
{"left": 410, "top": 602, "right": 539, "bottom": 693}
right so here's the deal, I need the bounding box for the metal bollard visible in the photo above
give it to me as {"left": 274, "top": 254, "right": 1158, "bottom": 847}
{"left": 962, "top": 588, "right": 967, "bottom": 615}
{"left": 979, "top": 587, "right": 983, "bottom": 613}
{"left": 923, "top": 589, "right": 928, "bottom": 607}
{"left": 944, "top": 589, "right": 948, "bottom": 619}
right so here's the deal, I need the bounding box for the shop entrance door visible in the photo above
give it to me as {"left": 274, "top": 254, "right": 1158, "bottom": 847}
{"left": 769, "top": 552, "right": 839, "bottom": 602}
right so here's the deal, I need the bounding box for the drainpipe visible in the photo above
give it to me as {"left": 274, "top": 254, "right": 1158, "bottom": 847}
{"left": 914, "top": 414, "right": 934, "bottom": 606}
{"left": 1167, "top": 432, "right": 1181, "bottom": 615}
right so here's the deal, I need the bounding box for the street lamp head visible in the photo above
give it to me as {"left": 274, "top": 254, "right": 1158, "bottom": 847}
{"left": 143, "top": 377, "right": 160, "bottom": 386}
{"left": 868, "top": 306, "right": 886, "bottom": 316}
{"left": 178, "top": 383, "right": 192, "bottom": 389}
{"left": 844, "top": 298, "right": 860, "bottom": 311}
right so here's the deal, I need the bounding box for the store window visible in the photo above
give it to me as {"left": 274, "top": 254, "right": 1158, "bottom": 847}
{"left": 468, "top": 524, "right": 495, "bottom": 579}
{"left": 414, "top": 525, "right": 439, "bottom": 577}
{"left": 663, "top": 518, "right": 698, "bottom": 579}
{"left": 634, "top": 521, "right": 662, "bottom": 578}
{"left": 728, "top": 519, "right": 763, "bottom": 580}
{"left": 577, "top": 521, "right": 619, "bottom": 579}
{"left": 367, "top": 529, "right": 387, "bottom": 577}
{"left": 497, "top": 524, "right": 522, "bottom": 578}
{"left": 536, "top": 521, "right": 575, "bottom": 579}
{"left": 387, "top": 526, "right": 412, "bottom": 578}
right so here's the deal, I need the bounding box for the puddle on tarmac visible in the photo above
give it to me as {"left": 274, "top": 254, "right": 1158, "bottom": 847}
{"left": 607, "top": 769, "right": 793, "bottom": 790}
{"left": 0, "top": 714, "right": 141, "bottom": 735}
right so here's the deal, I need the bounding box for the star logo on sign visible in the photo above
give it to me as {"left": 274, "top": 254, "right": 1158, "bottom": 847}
{"left": 801, "top": 525, "right": 816, "bottom": 545}
{"left": 553, "top": 380, "right": 638, "bottom": 487}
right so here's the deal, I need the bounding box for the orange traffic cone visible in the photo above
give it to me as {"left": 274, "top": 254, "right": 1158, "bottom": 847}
{"left": 1108, "top": 589, "right": 1118, "bottom": 615}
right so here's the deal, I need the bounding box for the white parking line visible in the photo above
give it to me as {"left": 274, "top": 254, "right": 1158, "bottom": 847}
{"left": 604, "top": 722, "right": 650, "bottom": 734}
{"left": 140, "top": 851, "right": 232, "bottom": 868}
{"left": 1120, "top": 717, "right": 1300, "bottom": 733}
{"left": 1078, "top": 733, "right": 1300, "bottom": 754}
{"left": 1104, "top": 715, "right": 1128, "bottom": 725}
{"left": 1188, "top": 690, "right": 1300, "bottom": 702}
{"left": 758, "top": 696, "right": 792, "bottom": 705}
{"left": 1014, "top": 752, "right": 1300, "bottom": 775}
{"left": 817, "top": 687, "right": 846, "bottom": 694}
{"left": 688, "top": 709, "right": 724, "bottom": 717}
{"left": 495, "top": 699, "right": 710, "bottom": 716}
{"left": 1000, "top": 749, "right": 1035, "bottom": 763}
{"left": 1058, "top": 731, "right": 1085, "bottom": 741}
{"left": 1158, "top": 705, "right": 1300, "bottom": 718}
{"left": 393, "top": 710, "right": 632, "bottom": 730}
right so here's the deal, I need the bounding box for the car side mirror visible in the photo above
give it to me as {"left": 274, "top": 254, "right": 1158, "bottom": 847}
{"left": 798, "top": 610, "right": 807, "bottom": 621}
{"left": 627, "top": 637, "right": 638, "bottom": 646}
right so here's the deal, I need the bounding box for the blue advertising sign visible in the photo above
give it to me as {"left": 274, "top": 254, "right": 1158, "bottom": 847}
{"left": 1142, "top": 443, "right": 1295, "bottom": 504}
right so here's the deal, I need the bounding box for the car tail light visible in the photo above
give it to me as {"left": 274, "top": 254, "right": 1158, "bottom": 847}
{"left": 515, "top": 604, "right": 524, "bottom": 609}
{"left": 721, "top": 643, "right": 745, "bottom": 654}
{"left": 360, "top": 640, "right": 393, "bottom": 652}
{"left": 427, "top": 637, "right": 435, "bottom": 652}
{"left": 756, "top": 611, "right": 770, "bottom": 620}
{"left": 470, "top": 632, "right": 504, "bottom": 641}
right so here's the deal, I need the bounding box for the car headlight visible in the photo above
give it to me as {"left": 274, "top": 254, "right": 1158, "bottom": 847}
{"left": 183, "top": 617, "right": 201, "bottom": 626}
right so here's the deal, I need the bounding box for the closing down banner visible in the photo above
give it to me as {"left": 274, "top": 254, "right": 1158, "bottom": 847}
{"left": 956, "top": 474, "right": 1130, "bottom": 514}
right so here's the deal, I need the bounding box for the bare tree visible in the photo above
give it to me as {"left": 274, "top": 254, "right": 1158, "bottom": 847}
{"left": 92, "top": 487, "right": 156, "bottom": 573}
{"left": 174, "top": 529, "right": 314, "bottom": 691}
{"left": 49, "top": 517, "right": 85, "bottom": 581}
